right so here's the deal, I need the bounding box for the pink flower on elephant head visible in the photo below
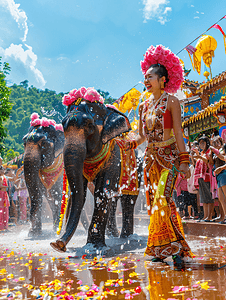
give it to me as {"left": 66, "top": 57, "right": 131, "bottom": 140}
{"left": 73, "top": 88, "right": 87, "bottom": 101}
{"left": 30, "top": 112, "right": 40, "bottom": 121}
{"left": 84, "top": 88, "right": 104, "bottom": 103}
{"left": 69, "top": 87, "right": 86, "bottom": 99}
{"left": 30, "top": 118, "right": 41, "bottom": 127}
{"left": 78, "top": 86, "right": 87, "bottom": 97}
{"left": 62, "top": 94, "right": 74, "bottom": 106}
{"left": 49, "top": 119, "right": 56, "bottom": 126}
{"left": 68, "top": 89, "right": 77, "bottom": 97}
{"left": 62, "top": 86, "right": 104, "bottom": 106}
{"left": 55, "top": 124, "right": 64, "bottom": 132}
{"left": 41, "top": 117, "right": 51, "bottom": 127}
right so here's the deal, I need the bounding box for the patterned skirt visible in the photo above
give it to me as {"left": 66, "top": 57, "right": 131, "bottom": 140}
{"left": 143, "top": 136, "right": 192, "bottom": 259}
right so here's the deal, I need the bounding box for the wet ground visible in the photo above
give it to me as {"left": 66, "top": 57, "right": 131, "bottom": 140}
{"left": 1, "top": 223, "right": 226, "bottom": 299}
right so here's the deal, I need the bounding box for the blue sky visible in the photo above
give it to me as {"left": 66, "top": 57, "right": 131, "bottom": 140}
{"left": 0, "top": 0, "right": 226, "bottom": 99}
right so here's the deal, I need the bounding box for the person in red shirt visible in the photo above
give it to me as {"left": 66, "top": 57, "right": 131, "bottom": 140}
{"left": 194, "top": 136, "right": 214, "bottom": 221}
{"left": 0, "top": 166, "right": 10, "bottom": 231}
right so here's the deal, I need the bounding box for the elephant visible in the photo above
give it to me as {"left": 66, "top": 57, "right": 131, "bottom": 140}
{"left": 23, "top": 120, "right": 65, "bottom": 237}
{"left": 50, "top": 93, "right": 142, "bottom": 253}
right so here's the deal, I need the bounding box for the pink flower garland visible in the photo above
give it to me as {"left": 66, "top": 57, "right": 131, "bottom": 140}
{"left": 30, "top": 118, "right": 41, "bottom": 127}
{"left": 30, "top": 113, "right": 63, "bottom": 131}
{"left": 30, "top": 112, "right": 40, "bottom": 121}
{"left": 62, "top": 87, "right": 104, "bottom": 106}
{"left": 55, "top": 124, "right": 64, "bottom": 132}
{"left": 140, "top": 44, "right": 184, "bottom": 93}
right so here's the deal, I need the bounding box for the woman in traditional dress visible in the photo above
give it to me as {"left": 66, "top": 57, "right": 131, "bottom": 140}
{"left": 127, "top": 45, "right": 192, "bottom": 262}
{"left": 0, "top": 166, "right": 10, "bottom": 231}
{"left": 193, "top": 136, "right": 214, "bottom": 221}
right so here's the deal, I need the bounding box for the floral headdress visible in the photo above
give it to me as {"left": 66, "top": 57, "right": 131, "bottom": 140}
{"left": 62, "top": 87, "right": 104, "bottom": 106}
{"left": 140, "top": 45, "right": 184, "bottom": 93}
{"left": 30, "top": 113, "right": 63, "bottom": 131}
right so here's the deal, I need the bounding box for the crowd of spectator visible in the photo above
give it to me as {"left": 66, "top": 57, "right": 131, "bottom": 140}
{"left": 174, "top": 134, "right": 226, "bottom": 223}
{"left": 0, "top": 161, "right": 30, "bottom": 231}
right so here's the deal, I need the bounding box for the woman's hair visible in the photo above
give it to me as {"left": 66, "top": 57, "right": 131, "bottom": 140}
{"left": 149, "top": 64, "right": 169, "bottom": 87}
{"left": 198, "top": 135, "right": 210, "bottom": 150}
{"left": 193, "top": 141, "right": 199, "bottom": 147}
{"left": 211, "top": 135, "right": 223, "bottom": 146}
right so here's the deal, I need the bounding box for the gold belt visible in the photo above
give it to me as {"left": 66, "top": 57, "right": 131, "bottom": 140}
{"left": 149, "top": 136, "right": 176, "bottom": 149}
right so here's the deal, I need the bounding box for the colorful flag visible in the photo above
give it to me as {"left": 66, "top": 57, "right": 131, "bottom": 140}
{"left": 185, "top": 45, "right": 197, "bottom": 55}
{"left": 185, "top": 45, "right": 197, "bottom": 71}
{"left": 116, "top": 95, "right": 124, "bottom": 104}
{"left": 211, "top": 24, "right": 225, "bottom": 35}
{"left": 211, "top": 24, "right": 226, "bottom": 54}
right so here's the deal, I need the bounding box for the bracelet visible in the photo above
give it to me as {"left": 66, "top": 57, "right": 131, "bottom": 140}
{"left": 179, "top": 152, "right": 190, "bottom": 165}
{"left": 129, "top": 139, "right": 138, "bottom": 149}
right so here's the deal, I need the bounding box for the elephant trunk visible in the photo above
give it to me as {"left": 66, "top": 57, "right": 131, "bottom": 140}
{"left": 59, "top": 133, "right": 87, "bottom": 245}
{"left": 24, "top": 143, "right": 44, "bottom": 234}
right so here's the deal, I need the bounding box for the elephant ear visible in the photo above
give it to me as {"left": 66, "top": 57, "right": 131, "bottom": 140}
{"left": 55, "top": 130, "right": 65, "bottom": 152}
{"left": 44, "top": 125, "right": 65, "bottom": 153}
{"left": 23, "top": 126, "right": 34, "bottom": 143}
{"left": 102, "top": 107, "right": 131, "bottom": 144}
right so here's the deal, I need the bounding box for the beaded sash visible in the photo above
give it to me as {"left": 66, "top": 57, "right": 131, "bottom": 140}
{"left": 39, "top": 154, "right": 64, "bottom": 190}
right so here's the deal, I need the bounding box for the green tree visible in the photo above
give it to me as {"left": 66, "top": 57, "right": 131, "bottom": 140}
{"left": 0, "top": 57, "right": 12, "bottom": 155}
{"left": 4, "top": 148, "right": 20, "bottom": 162}
{"left": 20, "top": 79, "right": 29, "bottom": 90}
{"left": 4, "top": 84, "right": 67, "bottom": 153}
{"left": 3, "top": 84, "right": 116, "bottom": 154}
{"left": 97, "top": 89, "right": 116, "bottom": 104}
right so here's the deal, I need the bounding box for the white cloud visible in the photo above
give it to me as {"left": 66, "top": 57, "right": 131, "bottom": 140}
{"left": 194, "top": 16, "right": 199, "bottom": 19}
{"left": 0, "top": 1, "right": 46, "bottom": 88}
{"left": 57, "top": 56, "right": 67, "bottom": 61}
{"left": 142, "top": 0, "right": 172, "bottom": 24}
{"left": 0, "top": 0, "right": 28, "bottom": 42}
{"left": 0, "top": 43, "right": 46, "bottom": 87}
{"left": 163, "top": 7, "right": 172, "bottom": 14}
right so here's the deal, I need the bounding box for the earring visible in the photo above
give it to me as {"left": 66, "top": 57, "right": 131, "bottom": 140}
{"left": 160, "top": 81, "right": 165, "bottom": 94}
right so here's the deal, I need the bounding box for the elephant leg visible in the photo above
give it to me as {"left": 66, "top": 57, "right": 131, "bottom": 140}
{"left": 47, "top": 177, "right": 63, "bottom": 231}
{"left": 87, "top": 194, "right": 111, "bottom": 247}
{"left": 86, "top": 145, "right": 121, "bottom": 246}
{"left": 87, "top": 160, "right": 120, "bottom": 247}
{"left": 106, "top": 197, "right": 119, "bottom": 237}
{"left": 29, "top": 193, "right": 44, "bottom": 236}
{"left": 46, "top": 190, "right": 59, "bottom": 232}
{"left": 120, "top": 195, "right": 137, "bottom": 238}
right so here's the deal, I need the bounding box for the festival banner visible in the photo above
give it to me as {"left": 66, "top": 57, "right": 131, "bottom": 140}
{"left": 211, "top": 24, "right": 226, "bottom": 54}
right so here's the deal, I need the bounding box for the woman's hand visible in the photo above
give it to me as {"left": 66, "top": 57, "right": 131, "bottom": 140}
{"left": 125, "top": 141, "right": 131, "bottom": 150}
{"left": 179, "top": 163, "right": 191, "bottom": 179}
{"left": 193, "top": 148, "right": 199, "bottom": 155}
{"left": 215, "top": 166, "right": 223, "bottom": 175}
